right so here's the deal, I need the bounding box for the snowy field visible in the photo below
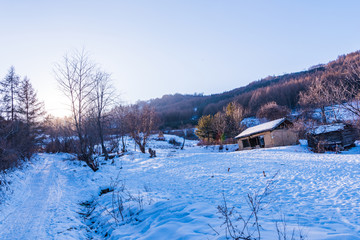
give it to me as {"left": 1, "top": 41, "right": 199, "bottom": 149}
{"left": 0, "top": 135, "right": 360, "bottom": 239}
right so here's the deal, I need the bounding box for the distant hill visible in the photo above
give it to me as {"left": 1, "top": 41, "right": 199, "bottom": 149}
{"left": 138, "top": 50, "right": 360, "bottom": 129}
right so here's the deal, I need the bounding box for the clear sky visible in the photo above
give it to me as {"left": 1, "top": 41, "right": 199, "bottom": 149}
{"left": 1, "top": 0, "right": 360, "bottom": 117}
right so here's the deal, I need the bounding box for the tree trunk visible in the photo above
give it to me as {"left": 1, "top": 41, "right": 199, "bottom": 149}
{"left": 77, "top": 131, "right": 98, "bottom": 172}
{"left": 139, "top": 144, "right": 145, "bottom": 153}
{"left": 321, "top": 106, "right": 327, "bottom": 124}
{"left": 85, "top": 158, "right": 99, "bottom": 172}
{"left": 99, "top": 133, "right": 109, "bottom": 160}
{"left": 98, "top": 120, "right": 109, "bottom": 160}
{"left": 181, "top": 137, "right": 185, "bottom": 150}
{"left": 121, "top": 135, "right": 126, "bottom": 152}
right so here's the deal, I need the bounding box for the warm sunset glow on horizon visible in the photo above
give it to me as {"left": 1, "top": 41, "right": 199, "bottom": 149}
{"left": 1, "top": 1, "right": 360, "bottom": 117}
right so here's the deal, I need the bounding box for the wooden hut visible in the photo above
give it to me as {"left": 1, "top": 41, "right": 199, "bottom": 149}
{"left": 235, "top": 118, "right": 298, "bottom": 150}
{"left": 307, "top": 123, "right": 358, "bottom": 151}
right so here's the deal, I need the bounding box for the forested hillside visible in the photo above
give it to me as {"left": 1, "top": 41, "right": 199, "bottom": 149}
{"left": 142, "top": 51, "right": 360, "bottom": 129}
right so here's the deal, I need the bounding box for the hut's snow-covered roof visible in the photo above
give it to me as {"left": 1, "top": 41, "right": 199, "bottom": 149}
{"left": 310, "top": 123, "right": 345, "bottom": 135}
{"left": 235, "top": 118, "right": 286, "bottom": 139}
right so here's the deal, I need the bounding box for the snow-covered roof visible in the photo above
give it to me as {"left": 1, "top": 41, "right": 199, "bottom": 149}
{"left": 235, "top": 118, "right": 286, "bottom": 139}
{"left": 310, "top": 123, "right": 345, "bottom": 135}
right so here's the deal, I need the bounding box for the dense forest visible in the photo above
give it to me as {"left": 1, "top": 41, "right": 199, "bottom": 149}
{"left": 142, "top": 51, "right": 360, "bottom": 129}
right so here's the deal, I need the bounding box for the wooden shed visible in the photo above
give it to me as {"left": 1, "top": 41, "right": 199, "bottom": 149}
{"left": 307, "top": 123, "right": 358, "bottom": 151}
{"left": 235, "top": 118, "right": 298, "bottom": 150}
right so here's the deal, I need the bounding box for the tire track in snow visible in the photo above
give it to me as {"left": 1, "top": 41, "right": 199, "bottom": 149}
{"left": 0, "top": 155, "right": 90, "bottom": 240}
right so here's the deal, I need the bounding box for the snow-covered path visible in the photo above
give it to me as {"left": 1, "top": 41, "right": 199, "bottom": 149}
{"left": 0, "top": 154, "right": 94, "bottom": 240}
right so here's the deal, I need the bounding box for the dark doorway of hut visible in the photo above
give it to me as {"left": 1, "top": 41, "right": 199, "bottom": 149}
{"left": 248, "top": 135, "right": 265, "bottom": 148}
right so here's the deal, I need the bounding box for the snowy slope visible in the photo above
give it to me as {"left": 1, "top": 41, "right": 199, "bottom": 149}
{"left": 0, "top": 136, "right": 360, "bottom": 239}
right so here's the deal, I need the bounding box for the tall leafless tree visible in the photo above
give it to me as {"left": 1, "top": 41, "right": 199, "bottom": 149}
{"left": 111, "top": 105, "right": 130, "bottom": 153}
{"left": 92, "top": 70, "right": 115, "bottom": 160}
{"left": 213, "top": 112, "right": 227, "bottom": 142}
{"left": 299, "top": 77, "right": 331, "bottom": 124}
{"left": 54, "top": 49, "right": 98, "bottom": 171}
{"left": 325, "top": 64, "right": 360, "bottom": 120}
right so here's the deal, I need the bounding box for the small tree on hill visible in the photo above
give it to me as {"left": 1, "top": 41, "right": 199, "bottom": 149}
{"left": 195, "top": 115, "right": 214, "bottom": 141}
{"left": 213, "top": 112, "right": 226, "bottom": 142}
{"left": 299, "top": 77, "right": 330, "bottom": 124}
{"left": 224, "top": 102, "right": 245, "bottom": 138}
{"left": 256, "top": 101, "right": 290, "bottom": 121}
{"left": 321, "top": 64, "right": 360, "bottom": 122}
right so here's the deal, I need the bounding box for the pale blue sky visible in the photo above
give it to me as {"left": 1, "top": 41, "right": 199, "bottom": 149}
{"left": 1, "top": 1, "right": 360, "bottom": 116}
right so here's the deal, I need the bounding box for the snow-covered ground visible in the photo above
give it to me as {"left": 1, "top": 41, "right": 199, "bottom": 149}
{"left": 0, "top": 135, "right": 360, "bottom": 239}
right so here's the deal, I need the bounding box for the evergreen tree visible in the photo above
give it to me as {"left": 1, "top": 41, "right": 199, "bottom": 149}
{"left": 1, "top": 66, "right": 20, "bottom": 120}
{"left": 17, "top": 76, "right": 45, "bottom": 154}
{"left": 195, "top": 115, "right": 214, "bottom": 141}
{"left": 17, "top": 77, "right": 44, "bottom": 126}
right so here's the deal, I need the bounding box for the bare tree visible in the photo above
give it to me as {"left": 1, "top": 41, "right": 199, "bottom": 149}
{"left": 54, "top": 49, "right": 98, "bottom": 171}
{"left": 225, "top": 102, "right": 245, "bottom": 138}
{"left": 92, "top": 71, "right": 115, "bottom": 160}
{"left": 127, "top": 105, "right": 158, "bottom": 153}
{"left": 111, "top": 105, "right": 130, "bottom": 153}
{"left": 213, "top": 112, "right": 227, "bottom": 143}
{"left": 299, "top": 78, "right": 330, "bottom": 124}
{"left": 179, "top": 123, "right": 193, "bottom": 150}
{"left": 257, "top": 101, "right": 290, "bottom": 121}
{"left": 324, "top": 64, "right": 360, "bottom": 120}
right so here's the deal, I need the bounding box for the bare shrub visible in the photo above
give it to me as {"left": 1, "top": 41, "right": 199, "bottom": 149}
{"left": 148, "top": 148, "right": 156, "bottom": 158}
{"left": 156, "top": 131, "right": 166, "bottom": 141}
{"left": 0, "top": 173, "right": 12, "bottom": 203}
{"left": 217, "top": 172, "right": 278, "bottom": 239}
{"left": 83, "top": 171, "right": 154, "bottom": 235}
{"left": 197, "top": 139, "right": 216, "bottom": 146}
{"left": 291, "top": 117, "right": 317, "bottom": 139}
{"left": 276, "top": 214, "right": 307, "bottom": 240}
{"left": 257, "top": 102, "right": 290, "bottom": 121}
{"left": 0, "top": 120, "right": 39, "bottom": 170}
{"left": 108, "top": 137, "right": 120, "bottom": 154}
{"left": 216, "top": 171, "right": 306, "bottom": 240}
{"left": 168, "top": 137, "right": 181, "bottom": 146}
